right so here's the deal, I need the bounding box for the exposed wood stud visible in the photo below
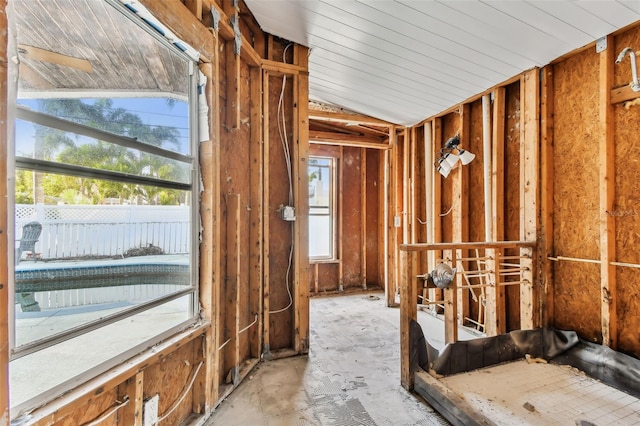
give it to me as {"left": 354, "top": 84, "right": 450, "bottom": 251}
{"left": 520, "top": 69, "right": 540, "bottom": 330}
{"left": 399, "top": 248, "right": 417, "bottom": 390}
{"left": 225, "top": 194, "right": 241, "bottom": 385}
{"left": 486, "top": 87, "right": 506, "bottom": 335}
{"left": 381, "top": 148, "right": 390, "bottom": 303}
{"left": 444, "top": 250, "right": 458, "bottom": 343}
{"left": 249, "top": 66, "right": 263, "bottom": 360}
{"left": 599, "top": 35, "right": 617, "bottom": 349}
{"left": 261, "top": 70, "right": 271, "bottom": 358}
{"left": 361, "top": 148, "right": 368, "bottom": 290}
{"left": 541, "top": 67, "right": 555, "bottom": 327}
{"left": 118, "top": 372, "right": 143, "bottom": 426}
{"left": 338, "top": 146, "right": 345, "bottom": 292}
{"left": 293, "top": 50, "right": 310, "bottom": 353}
{"left": 453, "top": 105, "right": 470, "bottom": 326}
{"left": 196, "top": 60, "right": 219, "bottom": 408}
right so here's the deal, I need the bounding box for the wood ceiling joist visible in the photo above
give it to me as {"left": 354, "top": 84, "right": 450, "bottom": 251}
{"left": 309, "top": 109, "right": 394, "bottom": 127}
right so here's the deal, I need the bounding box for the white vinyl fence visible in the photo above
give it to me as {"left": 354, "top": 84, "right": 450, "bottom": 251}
{"left": 16, "top": 204, "right": 190, "bottom": 259}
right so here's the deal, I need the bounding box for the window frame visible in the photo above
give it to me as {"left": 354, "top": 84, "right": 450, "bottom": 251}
{"left": 309, "top": 156, "right": 337, "bottom": 261}
{"left": 7, "top": 0, "right": 201, "bottom": 412}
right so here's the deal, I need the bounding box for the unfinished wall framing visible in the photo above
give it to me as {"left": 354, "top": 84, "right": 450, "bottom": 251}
{"left": 0, "top": 0, "right": 309, "bottom": 423}
{"left": 399, "top": 21, "right": 640, "bottom": 392}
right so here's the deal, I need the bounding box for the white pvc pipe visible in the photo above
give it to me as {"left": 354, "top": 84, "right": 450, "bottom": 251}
{"left": 482, "top": 95, "right": 492, "bottom": 241}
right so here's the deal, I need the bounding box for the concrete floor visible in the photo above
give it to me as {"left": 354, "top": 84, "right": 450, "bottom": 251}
{"left": 205, "top": 293, "right": 460, "bottom": 425}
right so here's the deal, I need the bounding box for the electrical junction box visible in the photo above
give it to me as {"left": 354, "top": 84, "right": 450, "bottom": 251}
{"left": 143, "top": 394, "right": 159, "bottom": 426}
{"left": 281, "top": 205, "right": 296, "bottom": 221}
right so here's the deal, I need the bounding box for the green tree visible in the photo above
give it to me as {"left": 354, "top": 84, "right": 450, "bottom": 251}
{"left": 26, "top": 98, "right": 184, "bottom": 205}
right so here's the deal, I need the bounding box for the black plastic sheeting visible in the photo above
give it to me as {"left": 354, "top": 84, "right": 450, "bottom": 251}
{"left": 409, "top": 321, "right": 640, "bottom": 398}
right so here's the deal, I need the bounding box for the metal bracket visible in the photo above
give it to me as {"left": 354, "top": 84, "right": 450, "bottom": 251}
{"left": 596, "top": 36, "right": 607, "bottom": 53}
{"left": 230, "top": 14, "right": 242, "bottom": 56}
{"left": 210, "top": 7, "right": 220, "bottom": 31}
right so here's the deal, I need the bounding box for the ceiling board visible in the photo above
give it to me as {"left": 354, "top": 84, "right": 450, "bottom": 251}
{"left": 246, "top": 0, "right": 640, "bottom": 126}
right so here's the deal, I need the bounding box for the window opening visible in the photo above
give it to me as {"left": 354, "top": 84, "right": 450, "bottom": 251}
{"left": 9, "top": 0, "right": 200, "bottom": 415}
{"left": 309, "top": 156, "right": 336, "bottom": 260}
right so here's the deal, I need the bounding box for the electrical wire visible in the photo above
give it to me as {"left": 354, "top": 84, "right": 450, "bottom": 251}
{"left": 270, "top": 43, "right": 294, "bottom": 314}
{"left": 157, "top": 360, "right": 204, "bottom": 423}
{"left": 80, "top": 398, "right": 129, "bottom": 426}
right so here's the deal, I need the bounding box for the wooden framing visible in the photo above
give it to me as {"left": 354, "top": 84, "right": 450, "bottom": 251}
{"left": 399, "top": 248, "right": 417, "bottom": 390}
{"left": 386, "top": 127, "right": 398, "bottom": 307}
{"left": 541, "top": 67, "right": 555, "bottom": 328}
{"left": 485, "top": 87, "right": 507, "bottom": 336}
{"left": 293, "top": 45, "right": 310, "bottom": 353}
{"left": 520, "top": 69, "right": 540, "bottom": 330}
{"left": 196, "top": 58, "right": 221, "bottom": 409}
{"left": 452, "top": 105, "right": 470, "bottom": 327}
{"left": 361, "top": 148, "right": 367, "bottom": 289}
{"left": 599, "top": 35, "right": 617, "bottom": 349}
{"left": 261, "top": 69, "right": 271, "bottom": 359}
{"left": 338, "top": 146, "right": 345, "bottom": 292}
{"left": 249, "top": 66, "right": 263, "bottom": 360}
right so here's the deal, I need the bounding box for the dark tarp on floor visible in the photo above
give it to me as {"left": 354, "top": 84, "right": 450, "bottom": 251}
{"left": 410, "top": 322, "right": 640, "bottom": 397}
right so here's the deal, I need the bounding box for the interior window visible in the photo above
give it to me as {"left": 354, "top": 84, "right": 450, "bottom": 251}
{"left": 9, "top": 0, "right": 199, "bottom": 414}
{"left": 309, "top": 156, "right": 335, "bottom": 260}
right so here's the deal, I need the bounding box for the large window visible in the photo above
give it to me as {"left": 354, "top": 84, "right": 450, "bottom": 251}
{"left": 9, "top": 0, "right": 200, "bottom": 414}
{"left": 309, "top": 157, "right": 336, "bottom": 260}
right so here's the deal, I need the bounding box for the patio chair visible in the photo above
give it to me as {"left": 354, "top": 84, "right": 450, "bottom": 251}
{"left": 15, "top": 221, "right": 42, "bottom": 264}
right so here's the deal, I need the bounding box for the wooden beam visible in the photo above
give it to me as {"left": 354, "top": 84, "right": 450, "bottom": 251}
{"left": 431, "top": 119, "right": 443, "bottom": 313}
{"left": 196, "top": 60, "right": 220, "bottom": 410}
{"left": 293, "top": 50, "right": 310, "bottom": 353}
{"left": 403, "top": 128, "right": 410, "bottom": 247}
{"left": 486, "top": 87, "right": 507, "bottom": 336}
{"left": 444, "top": 250, "right": 458, "bottom": 343}
{"left": 309, "top": 138, "right": 391, "bottom": 150}
{"left": 610, "top": 84, "right": 640, "bottom": 105}
{"left": 453, "top": 105, "right": 470, "bottom": 327}
{"left": 261, "top": 70, "right": 271, "bottom": 359}
{"left": 492, "top": 88, "right": 506, "bottom": 242}
{"left": 599, "top": 35, "right": 617, "bottom": 349}
{"left": 261, "top": 59, "right": 307, "bottom": 76}
{"left": 380, "top": 148, "right": 389, "bottom": 301}
{"left": 117, "top": 372, "right": 143, "bottom": 426}
{"left": 540, "top": 67, "right": 555, "bottom": 328}
{"left": 401, "top": 241, "right": 535, "bottom": 252}
{"left": 139, "top": 0, "right": 214, "bottom": 61}
{"left": 225, "top": 41, "right": 241, "bottom": 130}
{"left": 361, "top": 148, "right": 367, "bottom": 289}
{"left": 338, "top": 146, "right": 344, "bottom": 292}
{"left": 309, "top": 130, "right": 388, "bottom": 146}
{"left": 224, "top": 194, "right": 241, "bottom": 385}
{"left": 184, "top": 0, "right": 203, "bottom": 21}
{"left": 386, "top": 128, "right": 398, "bottom": 307}
{"left": 520, "top": 69, "right": 540, "bottom": 330}
{"left": 309, "top": 109, "right": 394, "bottom": 127}
{"left": 399, "top": 248, "right": 417, "bottom": 390}
{"left": 249, "top": 66, "right": 263, "bottom": 360}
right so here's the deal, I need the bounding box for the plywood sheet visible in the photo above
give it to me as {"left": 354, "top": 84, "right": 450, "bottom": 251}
{"left": 366, "top": 150, "right": 381, "bottom": 287}
{"left": 552, "top": 50, "right": 602, "bottom": 342}
{"left": 342, "top": 147, "right": 363, "bottom": 289}
{"left": 268, "top": 70, "right": 294, "bottom": 350}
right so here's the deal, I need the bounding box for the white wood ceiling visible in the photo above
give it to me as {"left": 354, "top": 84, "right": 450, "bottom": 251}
{"left": 245, "top": 0, "right": 640, "bottom": 126}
